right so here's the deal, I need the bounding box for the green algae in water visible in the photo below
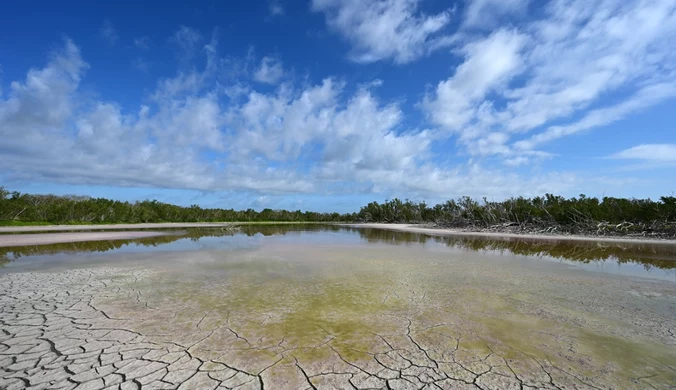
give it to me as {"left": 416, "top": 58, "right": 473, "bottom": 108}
{"left": 84, "top": 229, "right": 676, "bottom": 389}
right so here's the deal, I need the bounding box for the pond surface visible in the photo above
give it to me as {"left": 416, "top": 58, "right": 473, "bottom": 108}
{"left": 1, "top": 225, "right": 675, "bottom": 390}
{"left": 2, "top": 225, "right": 676, "bottom": 280}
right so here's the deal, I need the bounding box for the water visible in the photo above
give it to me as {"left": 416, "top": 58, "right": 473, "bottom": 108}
{"left": 2, "top": 225, "right": 675, "bottom": 281}
{"left": 1, "top": 225, "right": 675, "bottom": 389}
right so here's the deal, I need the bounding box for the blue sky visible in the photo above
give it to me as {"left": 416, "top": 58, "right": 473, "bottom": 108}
{"left": 1, "top": 0, "right": 675, "bottom": 212}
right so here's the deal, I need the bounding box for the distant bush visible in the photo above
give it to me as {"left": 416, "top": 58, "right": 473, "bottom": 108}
{"left": 0, "top": 186, "right": 354, "bottom": 224}
{"left": 356, "top": 195, "right": 676, "bottom": 237}
{"left": 1, "top": 186, "right": 674, "bottom": 237}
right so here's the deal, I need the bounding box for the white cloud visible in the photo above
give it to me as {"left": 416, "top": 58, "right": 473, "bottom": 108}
{"left": 311, "top": 0, "right": 454, "bottom": 64}
{"left": 25, "top": 6, "right": 676, "bottom": 204}
{"left": 4, "top": 3, "right": 675, "bottom": 203}
{"left": 423, "top": 0, "right": 676, "bottom": 166}
{"left": 463, "top": 0, "right": 529, "bottom": 29}
{"left": 132, "top": 57, "right": 150, "bottom": 73}
{"left": 152, "top": 71, "right": 204, "bottom": 101}
{"left": 0, "top": 39, "right": 87, "bottom": 137}
{"left": 515, "top": 82, "right": 676, "bottom": 150}
{"left": 100, "top": 20, "right": 118, "bottom": 44}
{"left": 253, "top": 57, "right": 285, "bottom": 84}
{"left": 503, "top": 156, "right": 529, "bottom": 167}
{"left": 611, "top": 144, "right": 676, "bottom": 162}
{"left": 0, "top": 38, "right": 583, "bottom": 199}
{"left": 269, "top": 1, "right": 285, "bottom": 17}
{"left": 134, "top": 36, "right": 151, "bottom": 49}
{"left": 503, "top": 0, "right": 676, "bottom": 134}
{"left": 226, "top": 78, "right": 431, "bottom": 174}
{"left": 423, "top": 28, "right": 526, "bottom": 134}
{"left": 392, "top": 164, "right": 577, "bottom": 198}
{"left": 0, "top": 40, "right": 217, "bottom": 191}
{"left": 0, "top": 39, "right": 432, "bottom": 194}
{"left": 170, "top": 26, "right": 203, "bottom": 59}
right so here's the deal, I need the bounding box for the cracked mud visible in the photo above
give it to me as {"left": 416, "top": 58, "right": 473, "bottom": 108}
{"left": 1, "top": 229, "right": 675, "bottom": 389}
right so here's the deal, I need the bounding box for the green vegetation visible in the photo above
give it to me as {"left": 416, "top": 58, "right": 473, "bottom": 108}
{"left": 0, "top": 186, "right": 353, "bottom": 224}
{"left": 356, "top": 195, "right": 676, "bottom": 237}
{"left": 0, "top": 220, "right": 54, "bottom": 227}
{"left": 1, "top": 186, "right": 675, "bottom": 237}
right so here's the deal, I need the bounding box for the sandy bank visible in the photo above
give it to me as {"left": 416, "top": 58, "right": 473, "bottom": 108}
{"left": 0, "top": 222, "right": 232, "bottom": 233}
{"left": 348, "top": 223, "right": 676, "bottom": 245}
{"left": 0, "top": 231, "right": 172, "bottom": 247}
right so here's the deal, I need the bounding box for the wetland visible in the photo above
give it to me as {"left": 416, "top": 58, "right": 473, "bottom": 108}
{"left": 1, "top": 225, "right": 675, "bottom": 389}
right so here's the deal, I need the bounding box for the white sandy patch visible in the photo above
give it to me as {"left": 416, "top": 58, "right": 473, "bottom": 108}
{"left": 347, "top": 223, "right": 676, "bottom": 245}
{"left": 0, "top": 231, "right": 172, "bottom": 247}
{"left": 0, "top": 222, "right": 232, "bottom": 233}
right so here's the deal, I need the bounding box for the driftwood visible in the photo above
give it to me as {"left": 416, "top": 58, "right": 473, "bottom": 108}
{"left": 432, "top": 220, "right": 676, "bottom": 239}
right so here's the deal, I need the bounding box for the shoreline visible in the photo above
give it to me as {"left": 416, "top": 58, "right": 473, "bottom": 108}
{"left": 0, "top": 231, "right": 173, "bottom": 247}
{"left": 0, "top": 222, "right": 233, "bottom": 233}
{"left": 1, "top": 222, "right": 675, "bottom": 247}
{"left": 347, "top": 223, "right": 676, "bottom": 246}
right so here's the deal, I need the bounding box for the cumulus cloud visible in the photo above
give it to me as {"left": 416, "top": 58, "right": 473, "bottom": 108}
{"left": 4, "top": 2, "right": 675, "bottom": 203}
{"left": 311, "top": 0, "right": 454, "bottom": 64}
{"left": 0, "top": 39, "right": 87, "bottom": 138}
{"left": 226, "top": 77, "right": 431, "bottom": 176}
{"left": 0, "top": 40, "right": 217, "bottom": 191}
{"left": 0, "top": 37, "right": 581, "bottom": 199}
{"left": 12, "top": 0, "right": 676, "bottom": 201}
{"left": 611, "top": 144, "right": 676, "bottom": 162}
{"left": 253, "top": 57, "right": 285, "bottom": 84}
{"left": 0, "top": 40, "right": 422, "bottom": 193}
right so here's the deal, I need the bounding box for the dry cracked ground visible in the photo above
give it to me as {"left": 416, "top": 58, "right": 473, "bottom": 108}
{"left": 1, "top": 240, "right": 676, "bottom": 390}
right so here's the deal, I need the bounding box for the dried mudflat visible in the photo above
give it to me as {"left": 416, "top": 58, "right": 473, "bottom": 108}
{"left": 1, "top": 226, "right": 675, "bottom": 390}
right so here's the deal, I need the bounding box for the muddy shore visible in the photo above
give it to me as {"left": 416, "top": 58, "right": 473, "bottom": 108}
{"left": 1, "top": 226, "right": 675, "bottom": 389}
{"left": 0, "top": 222, "right": 233, "bottom": 234}
{"left": 349, "top": 223, "right": 676, "bottom": 245}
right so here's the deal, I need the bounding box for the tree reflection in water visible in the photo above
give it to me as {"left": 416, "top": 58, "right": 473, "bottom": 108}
{"left": 2, "top": 225, "right": 675, "bottom": 271}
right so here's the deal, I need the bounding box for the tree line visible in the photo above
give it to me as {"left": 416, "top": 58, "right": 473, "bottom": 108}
{"left": 1, "top": 186, "right": 675, "bottom": 236}
{"left": 355, "top": 195, "right": 676, "bottom": 236}
{"left": 0, "top": 187, "right": 353, "bottom": 224}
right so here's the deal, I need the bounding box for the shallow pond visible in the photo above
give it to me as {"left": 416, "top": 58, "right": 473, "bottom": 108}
{"left": 1, "top": 225, "right": 675, "bottom": 389}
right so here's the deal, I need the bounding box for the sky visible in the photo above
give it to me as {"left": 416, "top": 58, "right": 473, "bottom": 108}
{"left": 1, "top": 0, "right": 675, "bottom": 212}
